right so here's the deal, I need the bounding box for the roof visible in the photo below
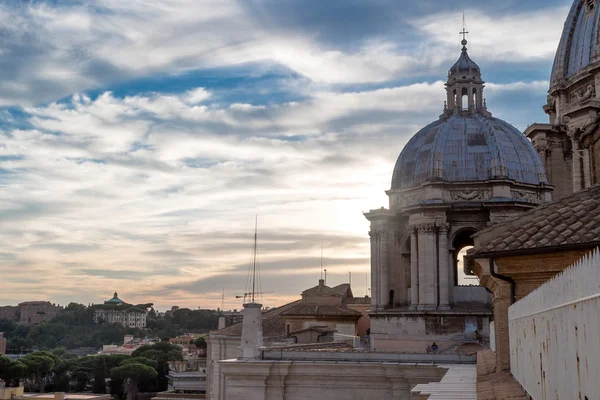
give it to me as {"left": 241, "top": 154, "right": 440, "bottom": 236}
{"left": 105, "top": 292, "right": 124, "bottom": 304}
{"left": 346, "top": 296, "right": 371, "bottom": 305}
{"left": 449, "top": 41, "right": 480, "bottom": 74}
{"left": 470, "top": 185, "right": 600, "bottom": 256}
{"left": 289, "top": 326, "right": 336, "bottom": 335}
{"left": 280, "top": 304, "right": 362, "bottom": 317}
{"left": 214, "top": 300, "right": 302, "bottom": 338}
{"left": 301, "top": 281, "right": 351, "bottom": 297}
{"left": 391, "top": 113, "right": 547, "bottom": 190}
{"left": 551, "top": 0, "right": 599, "bottom": 86}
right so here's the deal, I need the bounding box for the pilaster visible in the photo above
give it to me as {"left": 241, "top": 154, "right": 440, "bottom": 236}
{"left": 438, "top": 223, "right": 450, "bottom": 310}
{"left": 410, "top": 229, "right": 419, "bottom": 307}
{"left": 416, "top": 223, "right": 437, "bottom": 309}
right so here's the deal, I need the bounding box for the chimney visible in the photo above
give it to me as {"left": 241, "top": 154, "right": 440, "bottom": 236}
{"left": 238, "top": 302, "right": 263, "bottom": 359}
{"left": 318, "top": 279, "right": 325, "bottom": 287}
{"left": 218, "top": 316, "right": 226, "bottom": 330}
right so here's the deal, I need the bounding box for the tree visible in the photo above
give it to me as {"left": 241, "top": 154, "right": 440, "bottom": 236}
{"left": 0, "top": 356, "right": 27, "bottom": 387}
{"left": 110, "top": 363, "right": 157, "bottom": 400}
{"left": 194, "top": 337, "right": 206, "bottom": 349}
{"left": 92, "top": 357, "right": 107, "bottom": 394}
{"left": 120, "top": 358, "right": 158, "bottom": 369}
{"left": 131, "top": 341, "right": 182, "bottom": 392}
{"left": 21, "top": 351, "right": 58, "bottom": 392}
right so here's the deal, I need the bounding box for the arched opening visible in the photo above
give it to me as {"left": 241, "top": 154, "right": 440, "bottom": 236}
{"left": 453, "top": 89, "right": 457, "bottom": 108}
{"left": 461, "top": 87, "right": 469, "bottom": 110}
{"left": 472, "top": 88, "right": 478, "bottom": 110}
{"left": 452, "top": 228, "right": 480, "bottom": 286}
{"left": 389, "top": 290, "right": 395, "bottom": 306}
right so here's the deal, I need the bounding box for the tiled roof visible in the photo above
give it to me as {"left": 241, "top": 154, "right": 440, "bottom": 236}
{"left": 301, "top": 282, "right": 351, "bottom": 297}
{"left": 471, "top": 185, "right": 600, "bottom": 255}
{"left": 280, "top": 304, "right": 362, "bottom": 317}
{"left": 346, "top": 296, "right": 370, "bottom": 305}
{"left": 214, "top": 300, "right": 301, "bottom": 338}
{"left": 289, "top": 326, "right": 335, "bottom": 335}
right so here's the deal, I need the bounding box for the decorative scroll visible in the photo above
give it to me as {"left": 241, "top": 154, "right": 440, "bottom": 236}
{"left": 450, "top": 189, "right": 487, "bottom": 201}
{"left": 511, "top": 190, "right": 538, "bottom": 203}
{"left": 568, "top": 83, "right": 596, "bottom": 105}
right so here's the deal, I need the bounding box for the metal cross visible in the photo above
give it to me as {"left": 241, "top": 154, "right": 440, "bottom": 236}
{"left": 460, "top": 27, "right": 469, "bottom": 41}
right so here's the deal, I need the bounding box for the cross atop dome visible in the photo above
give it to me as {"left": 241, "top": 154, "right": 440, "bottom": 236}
{"left": 443, "top": 22, "right": 490, "bottom": 118}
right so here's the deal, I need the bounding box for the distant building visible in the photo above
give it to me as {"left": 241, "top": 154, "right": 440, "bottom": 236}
{"left": 92, "top": 292, "right": 148, "bottom": 329}
{"left": 0, "top": 306, "right": 17, "bottom": 322}
{"left": 281, "top": 279, "right": 363, "bottom": 339}
{"left": 169, "top": 334, "right": 203, "bottom": 346}
{"left": 18, "top": 301, "right": 62, "bottom": 324}
{"left": 207, "top": 280, "right": 370, "bottom": 399}
{"left": 0, "top": 332, "right": 6, "bottom": 355}
{"left": 221, "top": 311, "right": 243, "bottom": 327}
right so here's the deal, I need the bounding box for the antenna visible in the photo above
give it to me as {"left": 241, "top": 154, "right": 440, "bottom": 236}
{"left": 324, "top": 269, "right": 327, "bottom": 285}
{"left": 221, "top": 288, "right": 224, "bottom": 311}
{"left": 251, "top": 215, "right": 258, "bottom": 303}
{"left": 320, "top": 242, "right": 323, "bottom": 280}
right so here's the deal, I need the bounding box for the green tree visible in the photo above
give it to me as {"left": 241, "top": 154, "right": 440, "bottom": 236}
{"left": 131, "top": 341, "right": 182, "bottom": 392}
{"left": 21, "top": 351, "right": 58, "bottom": 392}
{"left": 120, "top": 358, "right": 158, "bottom": 369}
{"left": 110, "top": 363, "right": 157, "bottom": 400}
{"left": 194, "top": 337, "right": 206, "bottom": 349}
{"left": 0, "top": 356, "right": 27, "bottom": 387}
{"left": 92, "top": 357, "right": 107, "bottom": 394}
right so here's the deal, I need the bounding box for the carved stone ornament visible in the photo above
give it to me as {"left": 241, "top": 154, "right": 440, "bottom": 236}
{"left": 511, "top": 190, "right": 538, "bottom": 203}
{"left": 416, "top": 223, "right": 437, "bottom": 234}
{"left": 450, "top": 189, "right": 485, "bottom": 201}
{"left": 437, "top": 223, "right": 450, "bottom": 234}
{"left": 568, "top": 83, "right": 596, "bottom": 105}
{"left": 400, "top": 193, "right": 423, "bottom": 207}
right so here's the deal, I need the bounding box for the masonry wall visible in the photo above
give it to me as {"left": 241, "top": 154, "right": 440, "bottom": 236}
{"left": 509, "top": 249, "right": 600, "bottom": 400}
{"left": 370, "top": 314, "right": 489, "bottom": 353}
{"left": 219, "top": 359, "right": 448, "bottom": 400}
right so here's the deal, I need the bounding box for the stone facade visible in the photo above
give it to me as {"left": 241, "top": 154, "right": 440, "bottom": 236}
{"left": 364, "top": 38, "right": 552, "bottom": 353}
{"left": 93, "top": 308, "right": 147, "bottom": 329}
{"left": 218, "top": 359, "right": 448, "bottom": 400}
{"left": 526, "top": 0, "right": 600, "bottom": 196}
{"left": 18, "top": 301, "right": 62, "bottom": 324}
{"left": 0, "top": 332, "right": 6, "bottom": 355}
{"left": 0, "top": 307, "right": 17, "bottom": 322}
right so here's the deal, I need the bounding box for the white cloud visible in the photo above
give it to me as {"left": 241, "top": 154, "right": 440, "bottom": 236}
{"left": 0, "top": 76, "right": 548, "bottom": 308}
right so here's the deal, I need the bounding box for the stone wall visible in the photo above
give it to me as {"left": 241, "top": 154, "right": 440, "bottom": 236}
{"left": 370, "top": 314, "right": 490, "bottom": 353}
{"left": 219, "top": 359, "right": 448, "bottom": 400}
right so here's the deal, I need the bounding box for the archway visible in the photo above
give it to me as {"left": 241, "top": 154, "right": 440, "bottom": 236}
{"left": 452, "top": 228, "right": 480, "bottom": 286}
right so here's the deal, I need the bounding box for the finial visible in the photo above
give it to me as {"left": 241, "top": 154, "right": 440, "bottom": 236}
{"left": 460, "top": 12, "right": 469, "bottom": 50}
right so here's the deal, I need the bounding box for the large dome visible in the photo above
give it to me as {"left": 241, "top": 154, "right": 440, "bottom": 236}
{"left": 550, "top": 0, "right": 600, "bottom": 86}
{"left": 391, "top": 113, "right": 547, "bottom": 190}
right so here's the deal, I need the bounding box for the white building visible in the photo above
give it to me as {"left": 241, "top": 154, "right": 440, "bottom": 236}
{"left": 93, "top": 292, "right": 148, "bottom": 329}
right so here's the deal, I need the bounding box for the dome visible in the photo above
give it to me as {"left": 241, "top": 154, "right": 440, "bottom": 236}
{"left": 449, "top": 41, "right": 481, "bottom": 75}
{"left": 550, "top": 0, "right": 600, "bottom": 86}
{"left": 391, "top": 113, "right": 547, "bottom": 190}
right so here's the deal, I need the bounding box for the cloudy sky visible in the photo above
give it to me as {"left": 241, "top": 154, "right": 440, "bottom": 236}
{"left": 0, "top": 0, "right": 570, "bottom": 311}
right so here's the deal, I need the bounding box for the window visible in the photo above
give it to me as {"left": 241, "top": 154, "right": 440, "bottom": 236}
{"left": 452, "top": 229, "right": 481, "bottom": 286}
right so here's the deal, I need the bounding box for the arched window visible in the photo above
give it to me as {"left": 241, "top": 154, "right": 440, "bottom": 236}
{"left": 472, "top": 88, "right": 478, "bottom": 110}
{"left": 389, "top": 290, "right": 395, "bottom": 306}
{"left": 452, "top": 228, "right": 481, "bottom": 286}
{"left": 461, "top": 87, "right": 469, "bottom": 110}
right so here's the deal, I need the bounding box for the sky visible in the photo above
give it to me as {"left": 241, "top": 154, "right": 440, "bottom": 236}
{"left": 0, "top": 0, "right": 572, "bottom": 311}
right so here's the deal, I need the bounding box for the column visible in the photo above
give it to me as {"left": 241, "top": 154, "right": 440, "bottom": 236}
{"left": 410, "top": 229, "right": 419, "bottom": 307}
{"left": 379, "top": 230, "right": 390, "bottom": 307}
{"left": 583, "top": 147, "right": 591, "bottom": 188}
{"left": 417, "top": 223, "right": 437, "bottom": 308}
{"left": 572, "top": 138, "right": 583, "bottom": 192}
{"left": 438, "top": 224, "right": 450, "bottom": 310}
{"left": 369, "top": 230, "right": 378, "bottom": 309}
